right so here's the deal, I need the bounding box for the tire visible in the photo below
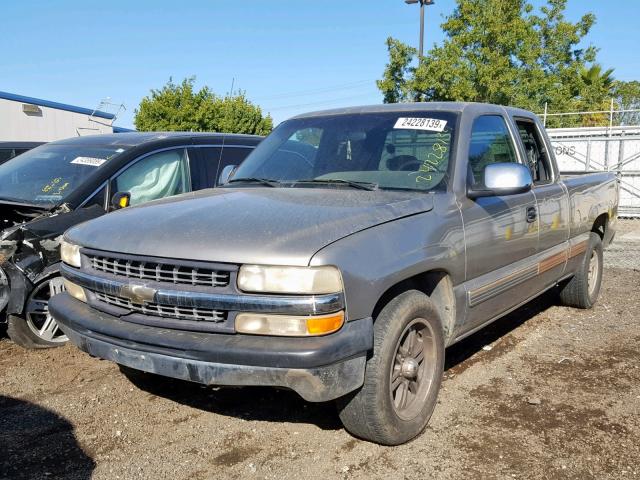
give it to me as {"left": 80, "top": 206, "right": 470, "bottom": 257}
{"left": 7, "top": 276, "right": 68, "bottom": 349}
{"left": 559, "top": 232, "right": 603, "bottom": 309}
{"left": 336, "top": 290, "right": 445, "bottom": 445}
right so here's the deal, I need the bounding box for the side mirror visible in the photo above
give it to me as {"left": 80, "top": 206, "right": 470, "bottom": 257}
{"left": 468, "top": 163, "right": 532, "bottom": 199}
{"left": 111, "top": 191, "right": 131, "bottom": 210}
{"left": 218, "top": 165, "right": 237, "bottom": 185}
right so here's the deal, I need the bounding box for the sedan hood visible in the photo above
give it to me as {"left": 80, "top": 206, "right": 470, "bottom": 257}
{"left": 67, "top": 188, "right": 434, "bottom": 266}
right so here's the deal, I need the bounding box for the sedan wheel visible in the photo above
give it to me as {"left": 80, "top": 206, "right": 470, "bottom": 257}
{"left": 25, "top": 277, "right": 68, "bottom": 343}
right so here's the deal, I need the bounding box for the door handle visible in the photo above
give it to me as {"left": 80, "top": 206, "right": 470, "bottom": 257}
{"left": 526, "top": 206, "right": 537, "bottom": 223}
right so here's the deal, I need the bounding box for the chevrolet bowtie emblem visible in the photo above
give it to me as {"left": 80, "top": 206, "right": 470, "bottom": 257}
{"left": 120, "top": 284, "right": 157, "bottom": 304}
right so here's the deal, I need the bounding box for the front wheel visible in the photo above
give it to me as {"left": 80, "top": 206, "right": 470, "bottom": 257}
{"left": 337, "top": 290, "right": 445, "bottom": 445}
{"left": 7, "top": 276, "right": 68, "bottom": 349}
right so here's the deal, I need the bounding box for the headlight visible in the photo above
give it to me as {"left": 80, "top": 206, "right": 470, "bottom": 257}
{"left": 236, "top": 311, "right": 344, "bottom": 336}
{"left": 60, "top": 239, "right": 81, "bottom": 268}
{"left": 63, "top": 279, "right": 87, "bottom": 303}
{"left": 237, "top": 265, "right": 343, "bottom": 294}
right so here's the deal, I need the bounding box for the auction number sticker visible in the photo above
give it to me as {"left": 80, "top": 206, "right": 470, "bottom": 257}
{"left": 394, "top": 117, "right": 447, "bottom": 132}
{"left": 71, "top": 156, "right": 107, "bottom": 167}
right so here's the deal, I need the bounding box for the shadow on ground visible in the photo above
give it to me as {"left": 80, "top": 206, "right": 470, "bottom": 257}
{"left": 120, "top": 366, "right": 345, "bottom": 430}
{"left": 0, "top": 395, "right": 95, "bottom": 480}
{"left": 121, "top": 291, "right": 558, "bottom": 429}
{"left": 445, "top": 289, "right": 558, "bottom": 373}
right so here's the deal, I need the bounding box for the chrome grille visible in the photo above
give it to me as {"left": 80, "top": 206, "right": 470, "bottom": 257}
{"left": 94, "top": 292, "right": 226, "bottom": 323}
{"left": 88, "top": 254, "right": 230, "bottom": 287}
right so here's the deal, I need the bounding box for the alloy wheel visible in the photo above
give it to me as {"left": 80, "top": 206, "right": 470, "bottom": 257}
{"left": 25, "top": 277, "right": 68, "bottom": 343}
{"left": 389, "top": 318, "right": 438, "bottom": 420}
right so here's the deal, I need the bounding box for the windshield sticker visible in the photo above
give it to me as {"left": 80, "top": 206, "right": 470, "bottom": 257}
{"left": 71, "top": 156, "right": 107, "bottom": 167}
{"left": 394, "top": 117, "right": 447, "bottom": 132}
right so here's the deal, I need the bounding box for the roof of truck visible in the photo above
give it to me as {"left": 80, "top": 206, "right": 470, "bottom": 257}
{"left": 292, "top": 102, "right": 537, "bottom": 120}
{"left": 46, "top": 132, "right": 263, "bottom": 147}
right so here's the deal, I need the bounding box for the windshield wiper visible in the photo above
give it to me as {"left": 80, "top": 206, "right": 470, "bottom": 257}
{"left": 226, "top": 177, "right": 281, "bottom": 188}
{"left": 293, "top": 179, "right": 378, "bottom": 191}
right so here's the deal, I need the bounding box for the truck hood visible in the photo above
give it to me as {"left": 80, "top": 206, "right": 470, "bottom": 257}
{"left": 67, "top": 188, "right": 434, "bottom": 266}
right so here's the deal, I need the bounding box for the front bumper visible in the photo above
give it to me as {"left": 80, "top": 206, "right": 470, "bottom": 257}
{"left": 50, "top": 293, "right": 373, "bottom": 402}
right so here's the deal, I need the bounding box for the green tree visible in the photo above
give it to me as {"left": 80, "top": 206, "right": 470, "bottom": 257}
{"left": 575, "top": 64, "right": 616, "bottom": 126}
{"left": 134, "top": 77, "right": 272, "bottom": 135}
{"left": 376, "top": 38, "right": 417, "bottom": 103}
{"left": 613, "top": 80, "right": 640, "bottom": 125}
{"left": 378, "top": 0, "right": 604, "bottom": 120}
{"left": 580, "top": 64, "right": 615, "bottom": 91}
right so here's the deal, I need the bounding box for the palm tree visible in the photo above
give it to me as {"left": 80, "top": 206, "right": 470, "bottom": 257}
{"left": 580, "top": 64, "right": 616, "bottom": 91}
{"left": 577, "top": 64, "right": 617, "bottom": 127}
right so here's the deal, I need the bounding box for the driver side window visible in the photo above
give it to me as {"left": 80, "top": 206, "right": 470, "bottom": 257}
{"left": 114, "top": 149, "right": 191, "bottom": 206}
{"left": 468, "top": 115, "right": 518, "bottom": 187}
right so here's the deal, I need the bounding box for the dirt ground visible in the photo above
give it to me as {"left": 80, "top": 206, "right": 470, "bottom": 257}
{"left": 1, "top": 221, "right": 639, "bottom": 480}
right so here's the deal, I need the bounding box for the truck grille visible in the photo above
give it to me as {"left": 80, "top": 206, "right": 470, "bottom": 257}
{"left": 88, "top": 254, "right": 230, "bottom": 288}
{"left": 94, "top": 292, "right": 226, "bottom": 323}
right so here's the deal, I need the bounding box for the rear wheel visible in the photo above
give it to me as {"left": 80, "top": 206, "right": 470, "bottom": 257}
{"left": 7, "top": 277, "right": 68, "bottom": 348}
{"left": 559, "top": 233, "right": 603, "bottom": 309}
{"left": 337, "top": 290, "right": 444, "bottom": 445}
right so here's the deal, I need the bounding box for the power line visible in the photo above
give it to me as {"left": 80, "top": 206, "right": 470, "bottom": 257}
{"left": 254, "top": 80, "right": 375, "bottom": 101}
{"left": 265, "top": 91, "right": 381, "bottom": 112}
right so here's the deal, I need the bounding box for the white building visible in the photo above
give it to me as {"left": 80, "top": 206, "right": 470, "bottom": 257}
{"left": 0, "top": 91, "right": 129, "bottom": 142}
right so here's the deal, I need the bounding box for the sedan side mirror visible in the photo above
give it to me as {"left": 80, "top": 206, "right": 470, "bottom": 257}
{"left": 468, "top": 163, "right": 533, "bottom": 199}
{"left": 111, "top": 191, "right": 131, "bottom": 210}
{"left": 219, "top": 165, "right": 237, "bottom": 185}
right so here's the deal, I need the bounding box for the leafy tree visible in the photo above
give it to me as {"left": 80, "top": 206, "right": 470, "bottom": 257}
{"left": 576, "top": 64, "right": 616, "bottom": 126}
{"left": 377, "top": 38, "right": 417, "bottom": 103}
{"left": 378, "top": 0, "right": 611, "bottom": 122}
{"left": 613, "top": 80, "right": 640, "bottom": 125}
{"left": 134, "top": 77, "right": 272, "bottom": 135}
{"left": 580, "top": 64, "right": 615, "bottom": 91}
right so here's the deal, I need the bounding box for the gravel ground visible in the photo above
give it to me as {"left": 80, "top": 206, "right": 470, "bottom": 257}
{"left": 1, "top": 220, "right": 639, "bottom": 480}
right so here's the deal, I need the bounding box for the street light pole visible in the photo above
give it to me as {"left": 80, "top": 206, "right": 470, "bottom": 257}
{"left": 405, "top": 0, "right": 434, "bottom": 59}
{"left": 419, "top": 0, "right": 425, "bottom": 58}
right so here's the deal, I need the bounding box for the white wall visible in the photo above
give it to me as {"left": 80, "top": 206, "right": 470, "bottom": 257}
{"left": 0, "top": 98, "right": 114, "bottom": 142}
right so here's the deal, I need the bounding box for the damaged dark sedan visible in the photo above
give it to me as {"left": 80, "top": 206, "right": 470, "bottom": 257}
{"left": 0, "top": 132, "right": 262, "bottom": 348}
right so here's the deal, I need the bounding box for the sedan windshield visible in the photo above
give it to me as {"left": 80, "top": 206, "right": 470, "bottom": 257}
{"left": 232, "top": 111, "right": 458, "bottom": 192}
{"left": 0, "top": 144, "right": 128, "bottom": 206}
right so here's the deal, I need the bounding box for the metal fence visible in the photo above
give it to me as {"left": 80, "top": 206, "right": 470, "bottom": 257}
{"left": 541, "top": 104, "right": 640, "bottom": 218}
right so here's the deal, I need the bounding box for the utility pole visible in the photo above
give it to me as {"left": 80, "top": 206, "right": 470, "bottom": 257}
{"left": 404, "top": 0, "right": 435, "bottom": 60}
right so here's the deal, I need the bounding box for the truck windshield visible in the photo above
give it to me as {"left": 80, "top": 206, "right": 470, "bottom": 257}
{"left": 0, "top": 144, "right": 128, "bottom": 206}
{"left": 232, "top": 111, "right": 458, "bottom": 192}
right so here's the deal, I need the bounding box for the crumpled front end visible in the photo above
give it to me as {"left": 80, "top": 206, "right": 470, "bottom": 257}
{"left": 0, "top": 205, "right": 103, "bottom": 318}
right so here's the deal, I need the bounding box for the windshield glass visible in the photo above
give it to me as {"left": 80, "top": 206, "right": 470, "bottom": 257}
{"left": 232, "top": 111, "right": 458, "bottom": 192}
{"left": 0, "top": 144, "right": 128, "bottom": 206}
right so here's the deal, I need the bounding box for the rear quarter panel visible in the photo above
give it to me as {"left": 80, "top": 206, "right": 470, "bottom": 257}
{"left": 561, "top": 172, "right": 619, "bottom": 239}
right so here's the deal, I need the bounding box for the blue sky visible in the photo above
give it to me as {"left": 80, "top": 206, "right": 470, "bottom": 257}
{"left": 2, "top": 0, "right": 638, "bottom": 128}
